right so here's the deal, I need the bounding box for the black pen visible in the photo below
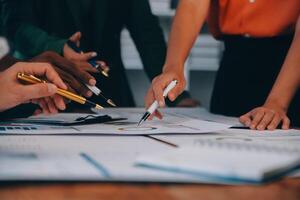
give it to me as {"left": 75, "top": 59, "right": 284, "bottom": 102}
{"left": 66, "top": 40, "right": 116, "bottom": 107}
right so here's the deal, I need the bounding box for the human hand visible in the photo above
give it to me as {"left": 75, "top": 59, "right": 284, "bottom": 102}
{"left": 30, "top": 51, "right": 97, "bottom": 97}
{"left": 0, "top": 62, "right": 67, "bottom": 113}
{"left": 144, "top": 68, "right": 186, "bottom": 119}
{"left": 63, "top": 32, "right": 109, "bottom": 74}
{"left": 239, "top": 102, "right": 290, "bottom": 130}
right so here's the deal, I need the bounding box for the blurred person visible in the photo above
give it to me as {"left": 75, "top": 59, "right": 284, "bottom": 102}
{"left": 144, "top": 0, "right": 300, "bottom": 125}
{"left": 1, "top": 0, "right": 199, "bottom": 108}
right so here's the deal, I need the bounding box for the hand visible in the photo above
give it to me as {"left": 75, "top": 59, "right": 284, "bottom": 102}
{"left": 63, "top": 32, "right": 110, "bottom": 74}
{"left": 176, "top": 98, "right": 201, "bottom": 107}
{"left": 0, "top": 62, "right": 67, "bottom": 113}
{"left": 31, "top": 51, "right": 97, "bottom": 97}
{"left": 239, "top": 102, "right": 290, "bottom": 130}
{"left": 145, "top": 68, "right": 186, "bottom": 119}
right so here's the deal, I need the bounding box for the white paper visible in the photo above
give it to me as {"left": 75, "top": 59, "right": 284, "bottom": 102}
{"left": 0, "top": 108, "right": 231, "bottom": 135}
{"left": 0, "top": 135, "right": 208, "bottom": 183}
{"left": 136, "top": 140, "right": 300, "bottom": 183}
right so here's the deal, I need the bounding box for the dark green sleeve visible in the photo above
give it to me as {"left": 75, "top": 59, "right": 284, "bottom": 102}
{"left": 1, "top": 0, "right": 67, "bottom": 58}
{"left": 125, "top": 0, "right": 191, "bottom": 106}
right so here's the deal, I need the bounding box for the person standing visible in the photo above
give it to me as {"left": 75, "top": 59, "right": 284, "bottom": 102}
{"left": 145, "top": 0, "right": 300, "bottom": 125}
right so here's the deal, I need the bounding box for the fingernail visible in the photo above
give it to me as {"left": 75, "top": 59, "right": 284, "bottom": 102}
{"left": 89, "top": 79, "right": 96, "bottom": 86}
{"left": 245, "top": 121, "right": 250, "bottom": 127}
{"left": 159, "top": 101, "right": 165, "bottom": 107}
{"left": 86, "top": 91, "right": 93, "bottom": 97}
{"left": 91, "top": 52, "right": 97, "bottom": 57}
{"left": 47, "top": 84, "right": 57, "bottom": 93}
{"left": 257, "top": 125, "right": 263, "bottom": 130}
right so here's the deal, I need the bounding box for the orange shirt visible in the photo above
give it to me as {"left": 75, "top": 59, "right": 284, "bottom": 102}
{"left": 207, "top": 0, "right": 300, "bottom": 38}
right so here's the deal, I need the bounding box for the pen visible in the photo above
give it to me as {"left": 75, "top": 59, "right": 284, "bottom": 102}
{"left": 66, "top": 40, "right": 116, "bottom": 107}
{"left": 137, "top": 80, "right": 178, "bottom": 126}
{"left": 66, "top": 40, "right": 109, "bottom": 77}
{"left": 17, "top": 73, "right": 104, "bottom": 110}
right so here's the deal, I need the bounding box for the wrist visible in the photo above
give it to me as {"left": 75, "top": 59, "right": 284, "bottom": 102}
{"left": 163, "top": 63, "right": 184, "bottom": 75}
{"left": 264, "top": 97, "right": 289, "bottom": 112}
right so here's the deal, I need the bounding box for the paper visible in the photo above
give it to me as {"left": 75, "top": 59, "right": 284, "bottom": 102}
{"left": 0, "top": 108, "right": 231, "bottom": 135}
{"left": 153, "top": 128, "right": 300, "bottom": 147}
{"left": 136, "top": 139, "right": 300, "bottom": 184}
{"left": 0, "top": 135, "right": 209, "bottom": 183}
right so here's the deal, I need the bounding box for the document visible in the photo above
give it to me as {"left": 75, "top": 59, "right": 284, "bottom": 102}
{"left": 0, "top": 135, "right": 210, "bottom": 183}
{"left": 136, "top": 139, "right": 300, "bottom": 184}
{"left": 0, "top": 108, "right": 231, "bottom": 135}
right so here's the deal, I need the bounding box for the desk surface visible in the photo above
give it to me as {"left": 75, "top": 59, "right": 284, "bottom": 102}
{"left": 1, "top": 178, "right": 300, "bottom": 200}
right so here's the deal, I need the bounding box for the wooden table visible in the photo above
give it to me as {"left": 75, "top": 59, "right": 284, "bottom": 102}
{"left": 1, "top": 178, "right": 300, "bottom": 200}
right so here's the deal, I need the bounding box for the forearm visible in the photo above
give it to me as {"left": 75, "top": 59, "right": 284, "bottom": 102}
{"left": 164, "top": 0, "right": 210, "bottom": 72}
{"left": 265, "top": 17, "right": 300, "bottom": 110}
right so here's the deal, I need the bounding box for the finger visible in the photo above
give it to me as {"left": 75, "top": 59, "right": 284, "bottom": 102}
{"left": 69, "top": 32, "right": 82, "bottom": 47}
{"left": 21, "top": 63, "right": 67, "bottom": 90}
{"left": 66, "top": 77, "right": 91, "bottom": 97}
{"left": 267, "top": 114, "right": 281, "bottom": 130}
{"left": 154, "top": 110, "right": 163, "bottom": 120}
{"left": 167, "top": 80, "right": 186, "bottom": 102}
{"left": 282, "top": 116, "right": 290, "bottom": 130}
{"left": 76, "top": 61, "right": 99, "bottom": 74}
{"left": 52, "top": 94, "right": 66, "bottom": 111}
{"left": 250, "top": 111, "right": 265, "bottom": 130}
{"left": 73, "top": 51, "right": 97, "bottom": 61}
{"left": 239, "top": 112, "right": 252, "bottom": 127}
{"left": 96, "top": 61, "right": 110, "bottom": 72}
{"left": 256, "top": 111, "right": 275, "bottom": 130}
{"left": 152, "top": 78, "right": 166, "bottom": 107}
{"left": 37, "top": 99, "right": 50, "bottom": 115}
{"left": 20, "top": 83, "right": 57, "bottom": 102}
{"left": 44, "top": 97, "right": 58, "bottom": 114}
{"left": 49, "top": 55, "right": 97, "bottom": 85}
{"left": 33, "top": 109, "right": 42, "bottom": 116}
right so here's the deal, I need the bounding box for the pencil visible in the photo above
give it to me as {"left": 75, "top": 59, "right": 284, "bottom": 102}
{"left": 17, "top": 73, "right": 104, "bottom": 110}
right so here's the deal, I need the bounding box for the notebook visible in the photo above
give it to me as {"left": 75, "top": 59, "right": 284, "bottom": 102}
{"left": 136, "top": 139, "right": 300, "bottom": 184}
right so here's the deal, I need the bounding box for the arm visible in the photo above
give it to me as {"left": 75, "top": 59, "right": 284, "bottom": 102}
{"left": 240, "top": 16, "right": 300, "bottom": 130}
{"left": 1, "top": 0, "right": 67, "bottom": 57}
{"left": 126, "top": 0, "right": 199, "bottom": 107}
{"left": 144, "top": 0, "right": 210, "bottom": 117}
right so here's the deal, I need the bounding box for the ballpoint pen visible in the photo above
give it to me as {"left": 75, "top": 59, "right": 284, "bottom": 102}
{"left": 66, "top": 40, "right": 116, "bottom": 107}
{"left": 17, "top": 73, "right": 104, "bottom": 110}
{"left": 137, "top": 80, "right": 178, "bottom": 126}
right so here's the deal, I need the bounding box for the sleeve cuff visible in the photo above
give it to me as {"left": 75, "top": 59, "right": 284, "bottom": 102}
{"left": 45, "top": 38, "right": 68, "bottom": 55}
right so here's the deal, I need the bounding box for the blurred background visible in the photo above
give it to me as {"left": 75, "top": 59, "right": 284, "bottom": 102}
{"left": 123, "top": 0, "right": 223, "bottom": 109}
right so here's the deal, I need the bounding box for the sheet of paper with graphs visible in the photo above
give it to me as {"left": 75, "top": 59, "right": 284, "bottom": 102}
{"left": 0, "top": 108, "right": 231, "bottom": 135}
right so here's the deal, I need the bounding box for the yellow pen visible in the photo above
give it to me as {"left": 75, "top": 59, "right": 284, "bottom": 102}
{"left": 17, "top": 73, "right": 104, "bottom": 110}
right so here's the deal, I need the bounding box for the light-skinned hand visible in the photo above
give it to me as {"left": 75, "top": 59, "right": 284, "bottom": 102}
{"left": 239, "top": 102, "right": 290, "bottom": 130}
{"left": 144, "top": 68, "right": 186, "bottom": 119}
{"left": 0, "top": 62, "right": 67, "bottom": 114}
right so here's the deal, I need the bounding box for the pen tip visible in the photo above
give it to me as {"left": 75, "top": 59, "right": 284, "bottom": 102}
{"left": 95, "top": 104, "right": 104, "bottom": 110}
{"left": 107, "top": 99, "right": 117, "bottom": 107}
{"left": 101, "top": 71, "right": 109, "bottom": 77}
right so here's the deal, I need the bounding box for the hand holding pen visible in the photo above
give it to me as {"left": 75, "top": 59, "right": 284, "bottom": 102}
{"left": 138, "top": 80, "right": 178, "bottom": 126}
{"left": 63, "top": 32, "right": 116, "bottom": 107}
{"left": 64, "top": 32, "right": 110, "bottom": 77}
